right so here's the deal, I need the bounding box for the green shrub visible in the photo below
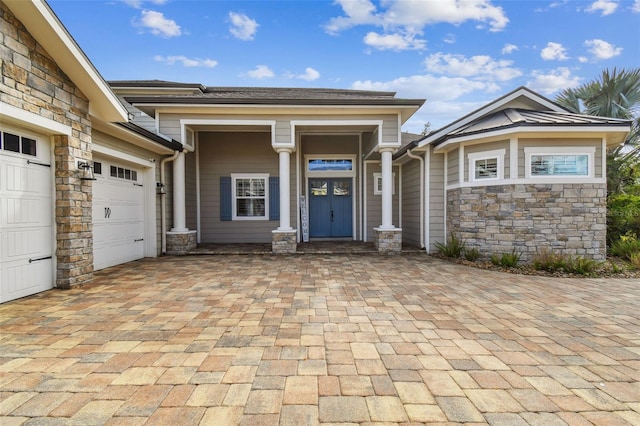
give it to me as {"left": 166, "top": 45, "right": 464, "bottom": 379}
{"left": 564, "top": 256, "right": 600, "bottom": 276}
{"left": 610, "top": 236, "right": 640, "bottom": 260}
{"left": 463, "top": 247, "right": 480, "bottom": 262}
{"left": 532, "top": 248, "right": 566, "bottom": 272}
{"left": 435, "top": 233, "right": 465, "bottom": 258}
{"left": 490, "top": 250, "right": 521, "bottom": 268}
{"left": 607, "top": 194, "right": 640, "bottom": 245}
{"left": 630, "top": 252, "right": 640, "bottom": 270}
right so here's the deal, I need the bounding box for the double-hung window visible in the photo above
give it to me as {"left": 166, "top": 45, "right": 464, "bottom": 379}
{"left": 231, "top": 173, "right": 269, "bottom": 220}
{"left": 468, "top": 149, "right": 505, "bottom": 182}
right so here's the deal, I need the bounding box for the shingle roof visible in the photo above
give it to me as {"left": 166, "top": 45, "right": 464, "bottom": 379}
{"left": 111, "top": 81, "right": 425, "bottom": 107}
{"left": 109, "top": 80, "right": 205, "bottom": 90}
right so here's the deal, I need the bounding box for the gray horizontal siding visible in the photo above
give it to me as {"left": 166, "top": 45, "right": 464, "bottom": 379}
{"left": 429, "top": 150, "right": 445, "bottom": 252}
{"left": 198, "top": 131, "right": 280, "bottom": 243}
{"left": 401, "top": 160, "right": 421, "bottom": 248}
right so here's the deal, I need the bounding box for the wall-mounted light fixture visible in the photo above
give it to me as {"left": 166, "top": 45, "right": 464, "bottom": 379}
{"left": 77, "top": 161, "right": 96, "bottom": 181}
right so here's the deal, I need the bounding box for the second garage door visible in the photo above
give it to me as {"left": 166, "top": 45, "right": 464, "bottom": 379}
{"left": 92, "top": 157, "right": 145, "bottom": 271}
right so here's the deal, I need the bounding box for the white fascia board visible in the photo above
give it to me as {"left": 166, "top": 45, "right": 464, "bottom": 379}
{"left": 1, "top": 101, "right": 71, "bottom": 135}
{"left": 433, "top": 125, "right": 631, "bottom": 153}
{"left": 135, "top": 103, "right": 414, "bottom": 117}
{"left": 4, "top": 0, "right": 127, "bottom": 123}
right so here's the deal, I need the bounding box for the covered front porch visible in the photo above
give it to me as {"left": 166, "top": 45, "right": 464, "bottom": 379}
{"left": 166, "top": 120, "right": 406, "bottom": 255}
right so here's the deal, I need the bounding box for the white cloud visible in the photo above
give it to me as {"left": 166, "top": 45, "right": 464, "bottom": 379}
{"left": 502, "top": 43, "right": 518, "bottom": 54}
{"left": 325, "top": 0, "right": 509, "bottom": 50}
{"left": 527, "top": 67, "right": 582, "bottom": 95}
{"left": 154, "top": 55, "right": 217, "bottom": 68}
{"left": 122, "top": 0, "right": 167, "bottom": 8}
{"left": 363, "top": 32, "right": 425, "bottom": 51}
{"left": 228, "top": 12, "right": 259, "bottom": 41}
{"left": 584, "top": 39, "right": 622, "bottom": 60}
{"left": 425, "top": 53, "right": 522, "bottom": 81}
{"left": 352, "top": 74, "right": 500, "bottom": 129}
{"left": 540, "top": 42, "right": 569, "bottom": 60}
{"left": 443, "top": 33, "right": 456, "bottom": 44}
{"left": 139, "top": 10, "right": 181, "bottom": 37}
{"left": 294, "top": 67, "right": 321, "bottom": 81}
{"left": 634, "top": 0, "right": 640, "bottom": 12}
{"left": 586, "top": 0, "right": 618, "bottom": 16}
{"left": 247, "top": 65, "right": 274, "bottom": 79}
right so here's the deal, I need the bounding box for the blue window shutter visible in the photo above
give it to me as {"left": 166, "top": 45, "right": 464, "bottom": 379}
{"left": 220, "top": 176, "right": 232, "bottom": 221}
{"left": 269, "top": 176, "right": 279, "bottom": 221}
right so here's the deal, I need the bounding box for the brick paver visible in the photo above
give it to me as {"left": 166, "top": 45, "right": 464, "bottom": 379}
{"left": 1, "top": 253, "right": 639, "bottom": 424}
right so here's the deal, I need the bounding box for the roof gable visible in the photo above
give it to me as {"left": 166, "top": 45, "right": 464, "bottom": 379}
{"left": 4, "top": 0, "right": 127, "bottom": 122}
{"left": 416, "top": 86, "right": 569, "bottom": 148}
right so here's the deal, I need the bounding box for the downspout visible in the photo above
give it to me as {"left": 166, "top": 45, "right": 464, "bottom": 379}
{"left": 160, "top": 150, "right": 181, "bottom": 254}
{"left": 406, "top": 149, "right": 425, "bottom": 249}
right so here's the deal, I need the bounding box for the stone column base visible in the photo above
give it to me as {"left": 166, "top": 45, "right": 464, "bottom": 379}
{"left": 166, "top": 230, "right": 197, "bottom": 255}
{"left": 374, "top": 228, "right": 402, "bottom": 254}
{"left": 272, "top": 230, "right": 297, "bottom": 254}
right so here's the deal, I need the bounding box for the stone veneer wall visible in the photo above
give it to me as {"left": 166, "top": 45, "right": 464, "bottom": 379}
{"left": 1, "top": 3, "right": 94, "bottom": 288}
{"left": 446, "top": 183, "right": 607, "bottom": 262}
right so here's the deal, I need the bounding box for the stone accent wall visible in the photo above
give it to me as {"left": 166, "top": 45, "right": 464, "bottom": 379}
{"left": 374, "top": 228, "right": 403, "bottom": 254}
{"left": 446, "top": 183, "right": 607, "bottom": 262}
{"left": 1, "top": 3, "right": 94, "bottom": 288}
{"left": 272, "top": 230, "right": 297, "bottom": 254}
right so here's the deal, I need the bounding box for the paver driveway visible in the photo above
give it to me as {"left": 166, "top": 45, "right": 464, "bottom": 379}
{"left": 1, "top": 254, "right": 639, "bottom": 425}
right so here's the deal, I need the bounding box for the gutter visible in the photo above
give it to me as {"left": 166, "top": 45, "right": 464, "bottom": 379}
{"left": 160, "top": 150, "right": 181, "bottom": 254}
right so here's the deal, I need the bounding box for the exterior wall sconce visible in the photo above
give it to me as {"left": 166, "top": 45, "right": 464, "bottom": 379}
{"left": 156, "top": 181, "right": 166, "bottom": 194}
{"left": 77, "top": 161, "right": 96, "bottom": 181}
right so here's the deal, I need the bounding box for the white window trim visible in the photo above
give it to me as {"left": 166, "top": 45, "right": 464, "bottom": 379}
{"left": 468, "top": 149, "right": 505, "bottom": 182}
{"left": 231, "top": 173, "right": 269, "bottom": 221}
{"left": 524, "top": 146, "right": 595, "bottom": 179}
{"left": 373, "top": 172, "right": 396, "bottom": 195}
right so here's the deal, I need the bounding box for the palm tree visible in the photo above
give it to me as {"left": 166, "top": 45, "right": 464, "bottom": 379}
{"left": 555, "top": 68, "right": 640, "bottom": 195}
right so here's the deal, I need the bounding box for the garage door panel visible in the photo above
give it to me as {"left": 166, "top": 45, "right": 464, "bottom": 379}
{"left": 0, "top": 128, "right": 54, "bottom": 303}
{"left": 92, "top": 157, "right": 146, "bottom": 271}
{"left": 5, "top": 227, "right": 52, "bottom": 259}
{"left": 4, "top": 197, "right": 52, "bottom": 226}
{"left": 1, "top": 258, "right": 53, "bottom": 303}
{"left": 5, "top": 162, "right": 51, "bottom": 195}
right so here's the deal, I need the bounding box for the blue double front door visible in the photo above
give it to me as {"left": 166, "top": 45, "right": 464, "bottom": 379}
{"left": 308, "top": 178, "right": 352, "bottom": 238}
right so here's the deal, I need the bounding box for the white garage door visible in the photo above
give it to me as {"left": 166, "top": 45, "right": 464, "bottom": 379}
{"left": 0, "top": 129, "right": 54, "bottom": 303}
{"left": 93, "top": 157, "right": 145, "bottom": 271}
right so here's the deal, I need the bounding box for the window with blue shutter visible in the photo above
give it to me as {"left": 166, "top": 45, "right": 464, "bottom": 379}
{"left": 269, "top": 176, "right": 279, "bottom": 221}
{"left": 220, "top": 176, "right": 232, "bottom": 221}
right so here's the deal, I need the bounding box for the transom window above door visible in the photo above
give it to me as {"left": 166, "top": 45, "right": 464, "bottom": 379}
{"left": 308, "top": 159, "right": 353, "bottom": 172}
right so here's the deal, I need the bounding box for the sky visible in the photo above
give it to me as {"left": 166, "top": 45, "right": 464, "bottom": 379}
{"left": 49, "top": 0, "right": 640, "bottom": 134}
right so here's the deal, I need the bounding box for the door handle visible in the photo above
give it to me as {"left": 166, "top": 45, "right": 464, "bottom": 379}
{"left": 331, "top": 210, "right": 334, "bottom": 222}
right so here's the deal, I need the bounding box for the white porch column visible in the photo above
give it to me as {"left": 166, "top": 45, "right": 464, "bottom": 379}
{"left": 171, "top": 150, "right": 187, "bottom": 232}
{"left": 380, "top": 147, "right": 395, "bottom": 229}
{"left": 277, "top": 148, "right": 293, "bottom": 231}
